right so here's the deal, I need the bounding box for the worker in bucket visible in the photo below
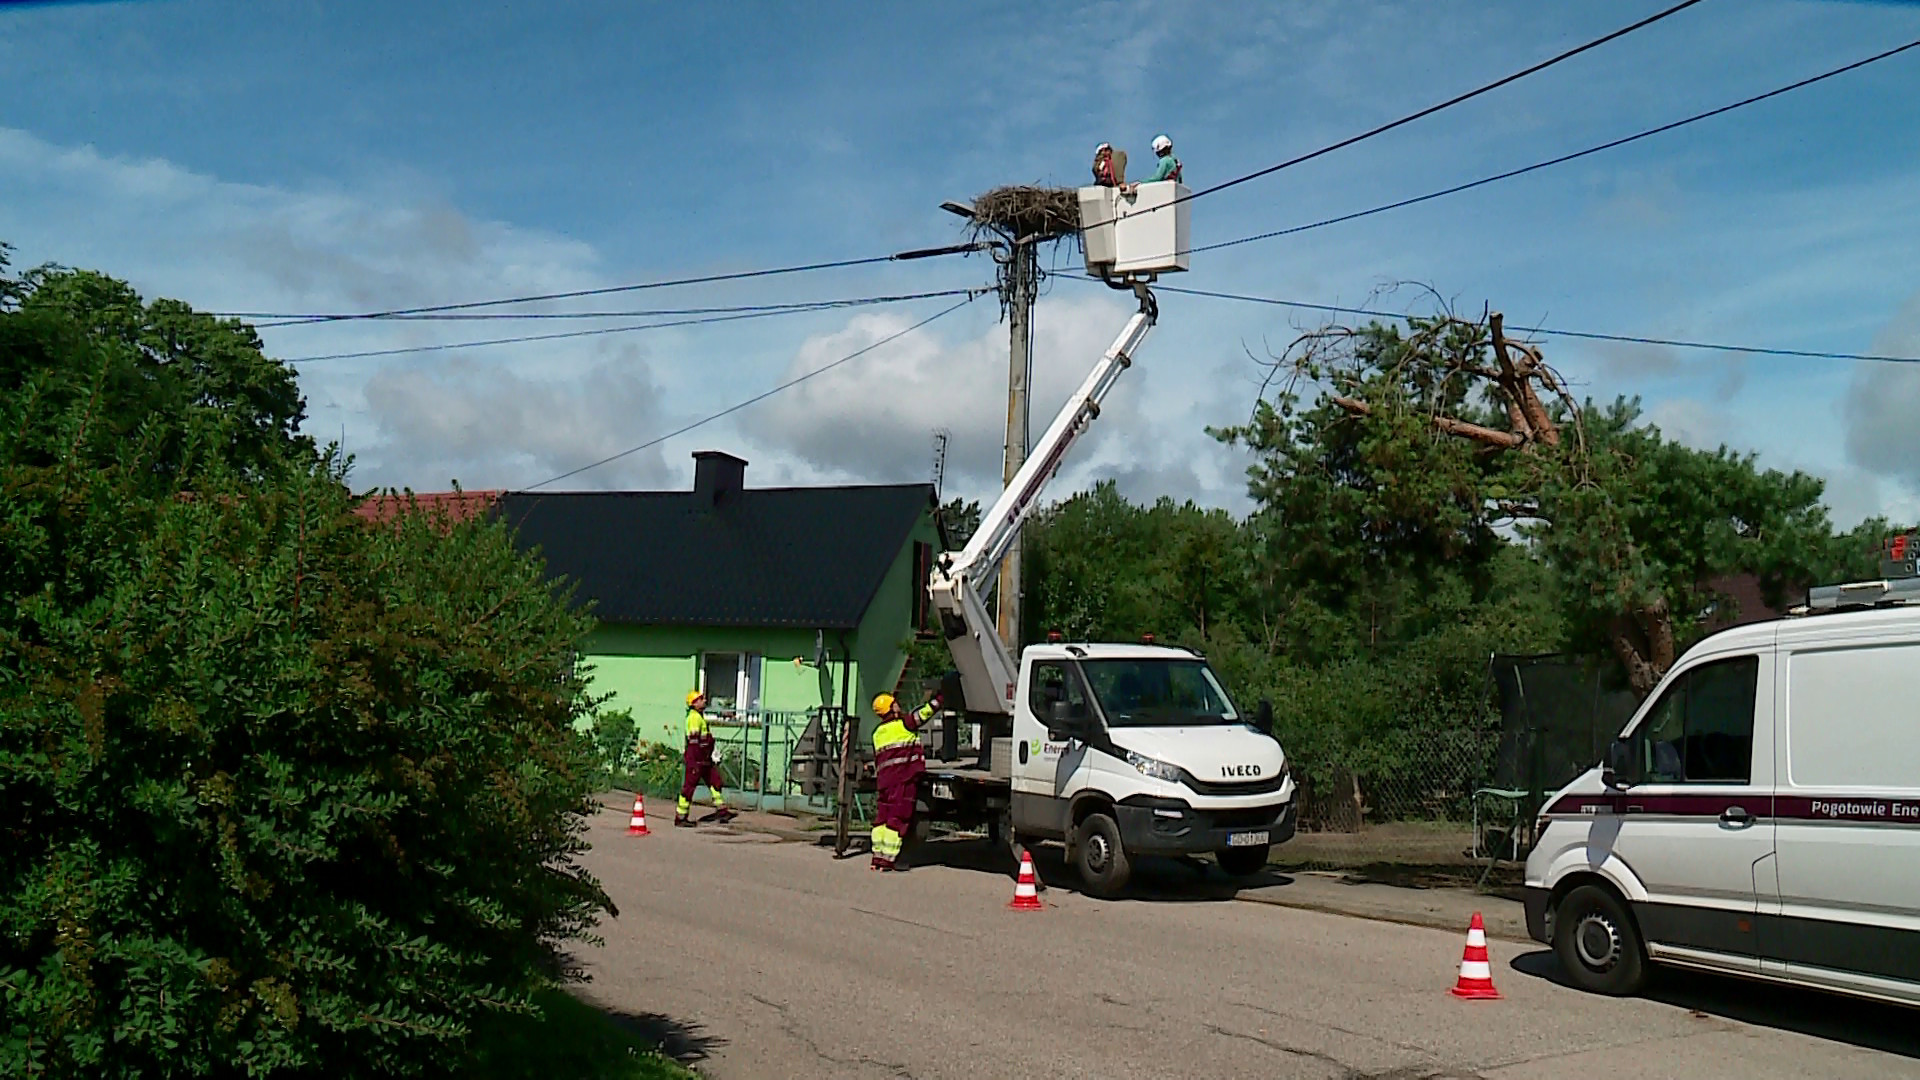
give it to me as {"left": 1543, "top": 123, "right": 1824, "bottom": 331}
{"left": 1092, "top": 142, "right": 1120, "bottom": 187}
{"left": 677, "top": 690, "right": 736, "bottom": 827}
{"left": 1146, "top": 134, "right": 1182, "bottom": 183}
{"left": 869, "top": 691, "right": 939, "bottom": 871}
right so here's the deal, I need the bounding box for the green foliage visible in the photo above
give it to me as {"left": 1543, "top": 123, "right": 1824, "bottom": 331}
{"left": 470, "top": 990, "right": 694, "bottom": 1080}
{"left": 0, "top": 268, "right": 610, "bottom": 1076}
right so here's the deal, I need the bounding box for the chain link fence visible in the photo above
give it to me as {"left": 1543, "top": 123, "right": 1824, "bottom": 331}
{"left": 1284, "top": 654, "right": 1641, "bottom": 868}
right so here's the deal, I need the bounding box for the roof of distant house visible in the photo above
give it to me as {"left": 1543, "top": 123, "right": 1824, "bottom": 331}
{"left": 361, "top": 454, "right": 935, "bottom": 630}
{"left": 354, "top": 489, "right": 503, "bottom": 526}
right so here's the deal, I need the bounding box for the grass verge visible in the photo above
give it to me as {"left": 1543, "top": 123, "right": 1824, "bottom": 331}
{"left": 472, "top": 989, "right": 698, "bottom": 1080}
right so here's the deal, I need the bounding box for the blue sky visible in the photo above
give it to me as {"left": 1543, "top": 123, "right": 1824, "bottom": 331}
{"left": 4, "top": 0, "right": 1920, "bottom": 524}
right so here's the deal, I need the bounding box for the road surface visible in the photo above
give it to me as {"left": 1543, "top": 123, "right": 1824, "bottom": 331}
{"left": 573, "top": 808, "right": 1919, "bottom": 1080}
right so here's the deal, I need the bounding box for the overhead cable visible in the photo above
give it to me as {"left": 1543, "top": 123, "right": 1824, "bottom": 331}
{"left": 255, "top": 247, "right": 980, "bottom": 327}
{"left": 279, "top": 288, "right": 984, "bottom": 364}
{"left": 1193, "top": 36, "right": 1920, "bottom": 255}
{"left": 1150, "top": 284, "right": 1920, "bottom": 365}
{"left": 1166, "top": 0, "right": 1708, "bottom": 210}
{"left": 523, "top": 293, "right": 983, "bottom": 490}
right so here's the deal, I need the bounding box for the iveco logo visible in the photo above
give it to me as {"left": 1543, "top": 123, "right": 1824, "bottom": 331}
{"left": 1221, "top": 765, "right": 1262, "bottom": 778}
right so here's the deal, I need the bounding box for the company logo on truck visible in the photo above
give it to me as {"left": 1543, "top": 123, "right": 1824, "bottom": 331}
{"left": 1220, "top": 764, "right": 1262, "bottom": 778}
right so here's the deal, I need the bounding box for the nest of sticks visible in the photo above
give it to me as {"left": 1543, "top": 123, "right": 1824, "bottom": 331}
{"left": 968, "top": 185, "right": 1080, "bottom": 242}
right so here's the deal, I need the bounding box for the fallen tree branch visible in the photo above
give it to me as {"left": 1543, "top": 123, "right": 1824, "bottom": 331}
{"left": 1331, "top": 395, "right": 1526, "bottom": 448}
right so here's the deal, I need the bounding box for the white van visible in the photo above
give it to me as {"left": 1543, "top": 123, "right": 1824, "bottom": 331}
{"left": 1525, "top": 581, "right": 1920, "bottom": 1005}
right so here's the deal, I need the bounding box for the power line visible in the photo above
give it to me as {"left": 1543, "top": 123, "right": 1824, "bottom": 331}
{"left": 255, "top": 248, "right": 980, "bottom": 327}
{"left": 221, "top": 297, "right": 935, "bottom": 321}
{"left": 1166, "top": 0, "right": 1707, "bottom": 210}
{"left": 1193, "top": 36, "right": 1920, "bottom": 255}
{"left": 1148, "top": 283, "right": 1920, "bottom": 364}
{"left": 523, "top": 293, "right": 983, "bottom": 490}
{"left": 279, "top": 288, "right": 984, "bottom": 364}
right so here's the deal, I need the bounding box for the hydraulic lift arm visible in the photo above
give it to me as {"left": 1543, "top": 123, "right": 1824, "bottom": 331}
{"left": 928, "top": 284, "right": 1158, "bottom": 716}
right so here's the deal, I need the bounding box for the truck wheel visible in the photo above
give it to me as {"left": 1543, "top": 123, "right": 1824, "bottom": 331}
{"left": 1554, "top": 885, "right": 1648, "bottom": 996}
{"left": 1074, "top": 813, "right": 1132, "bottom": 897}
{"left": 1215, "top": 844, "right": 1270, "bottom": 878}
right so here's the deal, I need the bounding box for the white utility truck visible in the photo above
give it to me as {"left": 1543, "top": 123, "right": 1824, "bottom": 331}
{"left": 913, "top": 181, "right": 1296, "bottom": 896}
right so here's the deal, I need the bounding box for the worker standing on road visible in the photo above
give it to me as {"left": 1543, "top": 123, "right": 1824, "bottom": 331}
{"left": 677, "top": 690, "right": 736, "bottom": 827}
{"left": 1146, "top": 134, "right": 1182, "bottom": 183}
{"left": 869, "top": 692, "right": 938, "bottom": 871}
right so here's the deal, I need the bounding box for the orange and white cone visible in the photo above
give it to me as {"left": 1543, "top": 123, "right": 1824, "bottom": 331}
{"left": 627, "top": 793, "right": 651, "bottom": 837}
{"left": 1007, "top": 848, "right": 1043, "bottom": 911}
{"left": 1448, "top": 912, "right": 1500, "bottom": 999}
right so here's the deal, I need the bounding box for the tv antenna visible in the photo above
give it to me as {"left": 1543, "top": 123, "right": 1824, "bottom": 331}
{"left": 930, "top": 428, "right": 950, "bottom": 500}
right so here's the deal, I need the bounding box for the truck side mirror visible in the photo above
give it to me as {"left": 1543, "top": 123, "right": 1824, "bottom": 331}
{"left": 1603, "top": 738, "right": 1638, "bottom": 790}
{"left": 1252, "top": 699, "right": 1274, "bottom": 736}
{"left": 1048, "top": 700, "right": 1082, "bottom": 740}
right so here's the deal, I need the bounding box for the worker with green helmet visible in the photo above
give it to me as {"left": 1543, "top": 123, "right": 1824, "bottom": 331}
{"left": 677, "top": 689, "right": 736, "bottom": 827}
{"left": 869, "top": 691, "right": 939, "bottom": 871}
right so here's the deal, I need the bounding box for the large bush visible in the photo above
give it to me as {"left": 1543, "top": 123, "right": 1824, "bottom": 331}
{"left": 0, "top": 263, "right": 611, "bottom": 1076}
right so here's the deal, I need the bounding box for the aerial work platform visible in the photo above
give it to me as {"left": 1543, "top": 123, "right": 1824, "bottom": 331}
{"left": 1078, "top": 181, "right": 1190, "bottom": 279}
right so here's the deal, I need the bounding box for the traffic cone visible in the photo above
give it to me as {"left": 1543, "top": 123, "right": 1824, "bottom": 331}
{"left": 1448, "top": 912, "right": 1501, "bottom": 999}
{"left": 1007, "top": 848, "right": 1043, "bottom": 911}
{"left": 627, "top": 793, "right": 651, "bottom": 837}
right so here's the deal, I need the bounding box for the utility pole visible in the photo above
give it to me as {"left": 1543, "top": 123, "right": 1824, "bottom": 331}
{"left": 996, "top": 239, "right": 1037, "bottom": 656}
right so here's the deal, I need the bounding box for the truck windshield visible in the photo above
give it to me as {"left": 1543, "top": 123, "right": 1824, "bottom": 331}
{"left": 1078, "top": 659, "right": 1240, "bottom": 727}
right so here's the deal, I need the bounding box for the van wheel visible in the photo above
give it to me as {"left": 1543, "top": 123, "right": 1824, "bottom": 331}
{"left": 1554, "top": 885, "right": 1647, "bottom": 996}
{"left": 1074, "top": 813, "right": 1132, "bottom": 897}
{"left": 1216, "top": 844, "right": 1270, "bottom": 878}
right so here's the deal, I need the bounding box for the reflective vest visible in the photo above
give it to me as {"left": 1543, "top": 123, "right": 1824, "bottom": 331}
{"left": 872, "top": 716, "right": 927, "bottom": 789}
{"left": 685, "top": 708, "right": 715, "bottom": 754}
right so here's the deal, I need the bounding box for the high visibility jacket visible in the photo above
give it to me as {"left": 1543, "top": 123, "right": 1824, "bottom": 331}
{"left": 872, "top": 716, "right": 927, "bottom": 791}
{"left": 685, "top": 708, "right": 715, "bottom": 756}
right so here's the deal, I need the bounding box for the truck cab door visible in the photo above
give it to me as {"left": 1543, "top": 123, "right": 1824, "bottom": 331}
{"left": 1011, "top": 661, "right": 1093, "bottom": 836}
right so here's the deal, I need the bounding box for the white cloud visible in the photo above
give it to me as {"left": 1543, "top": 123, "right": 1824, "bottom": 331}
{"left": 356, "top": 343, "right": 674, "bottom": 492}
{"left": 1843, "top": 288, "right": 1920, "bottom": 497}
{"left": 746, "top": 290, "right": 1251, "bottom": 511}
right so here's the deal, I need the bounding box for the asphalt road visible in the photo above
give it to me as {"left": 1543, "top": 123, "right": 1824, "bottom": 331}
{"left": 574, "top": 808, "right": 1920, "bottom": 1080}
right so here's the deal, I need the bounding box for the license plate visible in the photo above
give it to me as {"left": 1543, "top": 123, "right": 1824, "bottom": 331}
{"left": 1227, "top": 831, "right": 1269, "bottom": 847}
{"left": 931, "top": 781, "right": 954, "bottom": 801}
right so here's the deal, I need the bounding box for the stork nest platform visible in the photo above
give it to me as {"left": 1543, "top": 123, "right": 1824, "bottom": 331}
{"left": 968, "top": 185, "right": 1080, "bottom": 242}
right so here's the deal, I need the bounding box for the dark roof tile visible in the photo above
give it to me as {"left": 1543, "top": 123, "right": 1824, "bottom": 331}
{"left": 493, "top": 485, "right": 933, "bottom": 629}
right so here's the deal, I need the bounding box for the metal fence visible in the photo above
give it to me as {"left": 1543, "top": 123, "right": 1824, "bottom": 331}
{"left": 1287, "top": 653, "right": 1641, "bottom": 841}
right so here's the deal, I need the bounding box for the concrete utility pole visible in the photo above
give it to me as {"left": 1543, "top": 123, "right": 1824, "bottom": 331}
{"left": 997, "top": 239, "right": 1037, "bottom": 656}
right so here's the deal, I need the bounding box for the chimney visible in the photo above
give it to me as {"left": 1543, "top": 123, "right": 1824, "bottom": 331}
{"left": 692, "top": 450, "right": 747, "bottom": 507}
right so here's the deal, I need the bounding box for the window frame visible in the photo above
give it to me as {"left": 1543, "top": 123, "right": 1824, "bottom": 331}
{"left": 1630, "top": 653, "right": 1760, "bottom": 785}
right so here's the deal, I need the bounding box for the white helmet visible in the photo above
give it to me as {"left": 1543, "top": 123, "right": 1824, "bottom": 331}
{"left": 1151, "top": 134, "right": 1172, "bottom": 153}
{"left": 1095, "top": 142, "right": 1111, "bottom": 153}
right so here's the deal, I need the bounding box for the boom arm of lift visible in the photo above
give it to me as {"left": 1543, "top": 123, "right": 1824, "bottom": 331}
{"left": 927, "top": 285, "right": 1157, "bottom": 716}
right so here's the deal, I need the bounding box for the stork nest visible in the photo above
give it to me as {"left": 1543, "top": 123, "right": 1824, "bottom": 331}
{"left": 967, "top": 185, "right": 1080, "bottom": 242}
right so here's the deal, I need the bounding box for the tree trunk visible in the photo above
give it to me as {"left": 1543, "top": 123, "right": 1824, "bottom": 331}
{"left": 1608, "top": 595, "right": 1676, "bottom": 698}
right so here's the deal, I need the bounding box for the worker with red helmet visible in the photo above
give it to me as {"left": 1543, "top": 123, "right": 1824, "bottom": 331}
{"left": 677, "top": 690, "right": 736, "bottom": 827}
{"left": 869, "top": 691, "right": 939, "bottom": 871}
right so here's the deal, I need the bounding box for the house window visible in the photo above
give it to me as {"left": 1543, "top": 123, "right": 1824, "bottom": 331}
{"left": 912, "top": 541, "right": 934, "bottom": 633}
{"left": 700, "top": 652, "right": 762, "bottom": 714}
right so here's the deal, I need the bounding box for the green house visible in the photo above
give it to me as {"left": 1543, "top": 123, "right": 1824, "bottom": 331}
{"left": 492, "top": 451, "right": 941, "bottom": 807}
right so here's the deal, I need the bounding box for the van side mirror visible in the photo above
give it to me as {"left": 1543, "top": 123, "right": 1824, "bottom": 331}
{"left": 1603, "top": 738, "right": 1638, "bottom": 790}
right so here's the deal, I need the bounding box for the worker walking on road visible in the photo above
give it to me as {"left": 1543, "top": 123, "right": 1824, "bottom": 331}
{"left": 870, "top": 692, "right": 938, "bottom": 871}
{"left": 677, "top": 690, "right": 736, "bottom": 827}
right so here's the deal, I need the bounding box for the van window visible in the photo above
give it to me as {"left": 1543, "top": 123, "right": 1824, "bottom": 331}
{"left": 1635, "top": 655, "right": 1759, "bottom": 784}
{"left": 1789, "top": 643, "right": 1920, "bottom": 790}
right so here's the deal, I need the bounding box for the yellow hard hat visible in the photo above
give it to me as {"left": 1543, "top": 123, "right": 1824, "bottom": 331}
{"left": 686, "top": 690, "right": 705, "bottom": 707}
{"left": 872, "top": 693, "right": 896, "bottom": 716}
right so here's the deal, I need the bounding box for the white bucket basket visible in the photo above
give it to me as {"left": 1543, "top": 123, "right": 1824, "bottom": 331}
{"left": 1079, "top": 181, "right": 1190, "bottom": 279}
